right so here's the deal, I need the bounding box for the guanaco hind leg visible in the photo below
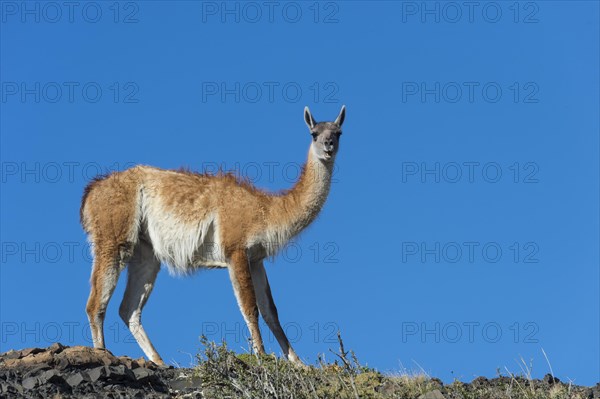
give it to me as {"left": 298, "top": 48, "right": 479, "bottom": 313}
{"left": 86, "top": 243, "right": 124, "bottom": 350}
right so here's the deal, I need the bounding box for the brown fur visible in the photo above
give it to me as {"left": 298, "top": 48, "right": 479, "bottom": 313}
{"left": 79, "top": 174, "right": 110, "bottom": 228}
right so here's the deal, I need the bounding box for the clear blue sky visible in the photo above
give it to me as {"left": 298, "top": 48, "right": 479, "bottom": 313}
{"left": 1, "top": 1, "right": 598, "bottom": 385}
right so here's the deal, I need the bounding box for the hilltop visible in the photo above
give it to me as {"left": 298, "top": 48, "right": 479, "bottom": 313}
{"left": 0, "top": 342, "right": 598, "bottom": 398}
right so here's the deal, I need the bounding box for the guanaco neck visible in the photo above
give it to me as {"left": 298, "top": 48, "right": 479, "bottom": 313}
{"left": 266, "top": 147, "right": 334, "bottom": 240}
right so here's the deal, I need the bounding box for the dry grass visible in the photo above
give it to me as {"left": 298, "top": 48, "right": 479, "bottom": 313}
{"left": 190, "top": 335, "right": 594, "bottom": 399}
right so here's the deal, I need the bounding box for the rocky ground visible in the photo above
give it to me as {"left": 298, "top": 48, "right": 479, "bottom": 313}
{"left": 0, "top": 344, "right": 199, "bottom": 398}
{"left": 0, "top": 344, "right": 598, "bottom": 398}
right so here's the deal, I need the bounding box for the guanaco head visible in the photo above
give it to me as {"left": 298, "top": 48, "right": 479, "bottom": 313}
{"left": 304, "top": 105, "right": 345, "bottom": 162}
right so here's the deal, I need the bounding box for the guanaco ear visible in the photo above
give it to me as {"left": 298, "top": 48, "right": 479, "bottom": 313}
{"left": 304, "top": 106, "right": 316, "bottom": 129}
{"left": 334, "top": 105, "right": 346, "bottom": 127}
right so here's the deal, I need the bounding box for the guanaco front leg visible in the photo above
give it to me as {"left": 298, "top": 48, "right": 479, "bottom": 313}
{"left": 228, "top": 250, "right": 265, "bottom": 354}
{"left": 119, "top": 241, "right": 163, "bottom": 365}
{"left": 250, "top": 260, "right": 303, "bottom": 365}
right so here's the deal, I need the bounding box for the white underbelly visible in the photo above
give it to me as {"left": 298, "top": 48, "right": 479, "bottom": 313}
{"left": 144, "top": 206, "right": 227, "bottom": 273}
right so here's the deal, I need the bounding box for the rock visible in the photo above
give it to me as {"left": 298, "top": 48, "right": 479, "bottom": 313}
{"left": 3, "top": 383, "right": 20, "bottom": 395}
{"left": 2, "top": 350, "right": 54, "bottom": 369}
{"left": 118, "top": 356, "right": 136, "bottom": 369}
{"left": 2, "top": 349, "right": 21, "bottom": 360}
{"left": 0, "top": 369, "right": 18, "bottom": 381}
{"left": 132, "top": 367, "right": 154, "bottom": 382}
{"left": 24, "top": 362, "right": 51, "bottom": 377}
{"left": 20, "top": 347, "right": 45, "bottom": 357}
{"left": 48, "top": 342, "right": 66, "bottom": 354}
{"left": 55, "top": 357, "right": 71, "bottom": 370}
{"left": 543, "top": 373, "right": 560, "bottom": 384}
{"left": 418, "top": 389, "right": 446, "bottom": 399}
{"left": 106, "top": 364, "right": 135, "bottom": 382}
{"left": 39, "top": 369, "right": 63, "bottom": 384}
{"left": 21, "top": 376, "right": 38, "bottom": 390}
{"left": 55, "top": 346, "right": 117, "bottom": 370}
{"left": 66, "top": 372, "right": 85, "bottom": 387}
{"left": 14, "top": 383, "right": 24, "bottom": 394}
{"left": 85, "top": 366, "right": 107, "bottom": 383}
